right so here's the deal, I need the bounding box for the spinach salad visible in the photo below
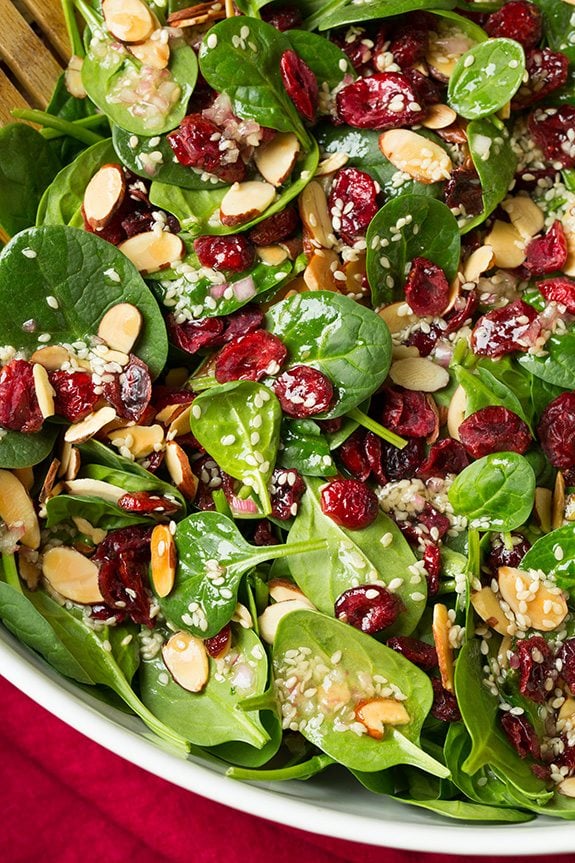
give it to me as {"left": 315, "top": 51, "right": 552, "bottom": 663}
{"left": 2, "top": 0, "right": 575, "bottom": 824}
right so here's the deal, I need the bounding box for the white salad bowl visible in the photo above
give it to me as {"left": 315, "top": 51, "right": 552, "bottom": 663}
{"left": 2, "top": 623, "right": 574, "bottom": 856}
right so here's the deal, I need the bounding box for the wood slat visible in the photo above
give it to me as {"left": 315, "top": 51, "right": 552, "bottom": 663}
{"left": 18, "top": 0, "right": 71, "bottom": 64}
{"left": 0, "top": 68, "right": 30, "bottom": 124}
{"left": 0, "top": 0, "right": 63, "bottom": 108}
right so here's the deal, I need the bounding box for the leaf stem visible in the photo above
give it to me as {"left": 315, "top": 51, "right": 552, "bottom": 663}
{"left": 303, "top": 0, "right": 348, "bottom": 30}
{"left": 257, "top": 536, "right": 328, "bottom": 565}
{"left": 61, "top": 0, "right": 85, "bottom": 57}
{"left": 227, "top": 753, "right": 334, "bottom": 782}
{"left": 1, "top": 554, "right": 22, "bottom": 592}
{"left": 40, "top": 115, "right": 109, "bottom": 140}
{"left": 11, "top": 110, "right": 104, "bottom": 145}
{"left": 72, "top": 0, "right": 103, "bottom": 31}
{"left": 113, "top": 676, "right": 190, "bottom": 754}
{"left": 347, "top": 408, "right": 407, "bottom": 449}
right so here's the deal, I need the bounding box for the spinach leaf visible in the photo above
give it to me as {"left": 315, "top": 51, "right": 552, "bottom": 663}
{"left": 534, "top": 0, "right": 575, "bottom": 64}
{"left": 278, "top": 419, "right": 337, "bottom": 477}
{"left": 191, "top": 381, "right": 282, "bottom": 515}
{"left": 157, "top": 511, "right": 327, "bottom": 637}
{"left": 273, "top": 610, "right": 448, "bottom": 776}
{"left": 0, "top": 226, "right": 168, "bottom": 379}
{"left": 286, "top": 30, "right": 355, "bottom": 88}
{"left": 366, "top": 197, "right": 461, "bottom": 307}
{"left": 392, "top": 796, "right": 533, "bottom": 822}
{"left": 519, "top": 330, "right": 575, "bottom": 390}
{"left": 228, "top": 753, "right": 335, "bottom": 781}
{"left": 448, "top": 452, "right": 536, "bottom": 533}
{"left": 0, "top": 124, "right": 61, "bottom": 238}
{"left": 448, "top": 39, "right": 526, "bottom": 120}
{"left": 265, "top": 292, "right": 392, "bottom": 418}
{"left": 0, "top": 426, "right": 58, "bottom": 470}
{"left": 305, "top": 0, "right": 456, "bottom": 31}
{"left": 45, "top": 73, "right": 105, "bottom": 166}
{"left": 521, "top": 525, "right": 575, "bottom": 599}
{"left": 287, "top": 477, "right": 426, "bottom": 634}
{"left": 462, "top": 118, "right": 517, "bottom": 233}
{"left": 208, "top": 711, "right": 282, "bottom": 767}
{"left": 46, "top": 495, "right": 148, "bottom": 530}
{"left": 140, "top": 625, "right": 271, "bottom": 748}
{"left": 81, "top": 464, "right": 186, "bottom": 513}
{"left": 455, "top": 365, "right": 532, "bottom": 431}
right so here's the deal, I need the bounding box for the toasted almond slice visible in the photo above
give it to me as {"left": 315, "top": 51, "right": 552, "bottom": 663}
{"left": 501, "top": 197, "right": 545, "bottom": 240}
{"left": 150, "top": 524, "right": 177, "bottom": 598}
{"left": 17, "top": 548, "right": 42, "bottom": 590}
{"left": 65, "top": 54, "right": 87, "bottom": 99}
{"left": 379, "top": 130, "right": 453, "bottom": 184}
{"left": 108, "top": 423, "right": 164, "bottom": 458}
{"left": 268, "top": 578, "right": 315, "bottom": 605}
{"left": 299, "top": 180, "right": 334, "bottom": 249}
{"left": 0, "top": 470, "right": 40, "bottom": 549}
{"left": 254, "top": 132, "right": 300, "bottom": 187}
{"left": 168, "top": 403, "right": 194, "bottom": 439}
{"left": 389, "top": 357, "right": 450, "bottom": 392}
{"left": 432, "top": 603, "right": 454, "bottom": 692}
{"left": 484, "top": 219, "right": 527, "bottom": 269}
{"left": 559, "top": 777, "right": 575, "bottom": 798}
{"left": 232, "top": 602, "right": 254, "bottom": 629}
{"left": 98, "top": 303, "right": 143, "bottom": 354}
{"left": 42, "top": 546, "right": 103, "bottom": 604}
{"left": 39, "top": 458, "right": 61, "bottom": 504}
{"left": 392, "top": 345, "right": 420, "bottom": 360}
{"left": 497, "top": 634, "right": 513, "bottom": 669}
{"left": 155, "top": 403, "right": 183, "bottom": 426}
{"left": 167, "top": 1, "right": 226, "bottom": 27}
{"left": 30, "top": 345, "right": 70, "bottom": 371}
{"left": 378, "top": 301, "right": 418, "bottom": 334}
{"left": 258, "top": 599, "right": 314, "bottom": 644}
{"left": 13, "top": 466, "right": 34, "bottom": 492}
{"left": 354, "top": 697, "right": 410, "bottom": 739}
{"left": 66, "top": 446, "right": 81, "bottom": 481}
{"left": 72, "top": 516, "right": 107, "bottom": 545}
{"left": 447, "top": 385, "right": 467, "bottom": 441}
{"left": 342, "top": 253, "right": 368, "bottom": 297}
{"left": 564, "top": 226, "right": 575, "bottom": 276}
{"left": 315, "top": 151, "right": 349, "bottom": 177}
{"left": 83, "top": 164, "right": 126, "bottom": 230}
{"left": 118, "top": 231, "right": 184, "bottom": 274}
{"left": 421, "top": 103, "right": 457, "bottom": 130}
{"left": 553, "top": 471, "right": 565, "bottom": 530}
{"left": 165, "top": 441, "right": 198, "bottom": 500}
{"left": 162, "top": 631, "right": 209, "bottom": 692}
{"left": 462, "top": 245, "right": 495, "bottom": 283}
{"left": 498, "top": 565, "right": 568, "bottom": 631}
{"left": 256, "top": 245, "right": 289, "bottom": 266}
{"left": 64, "top": 406, "right": 117, "bottom": 444}
{"left": 470, "top": 587, "right": 510, "bottom": 635}
{"left": 32, "top": 363, "right": 55, "bottom": 419}
{"left": 65, "top": 477, "right": 126, "bottom": 504}
{"left": 130, "top": 36, "right": 170, "bottom": 69}
{"left": 102, "top": 0, "right": 154, "bottom": 42}
{"left": 559, "top": 697, "right": 575, "bottom": 723}
{"left": 220, "top": 181, "right": 276, "bottom": 227}
{"left": 303, "top": 249, "right": 339, "bottom": 292}
{"left": 534, "top": 487, "right": 553, "bottom": 534}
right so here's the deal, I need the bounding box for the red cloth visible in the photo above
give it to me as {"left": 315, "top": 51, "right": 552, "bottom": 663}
{"left": 0, "top": 675, "right": 570, "bottom": 863}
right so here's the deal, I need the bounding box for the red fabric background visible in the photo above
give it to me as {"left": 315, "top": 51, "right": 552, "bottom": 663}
{"left": 0, "top": 675, "right": 571, "bottom": 863}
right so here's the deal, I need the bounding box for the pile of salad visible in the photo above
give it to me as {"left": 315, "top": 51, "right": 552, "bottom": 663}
{"left": 2, "top": 0, "right": 575, "bottom": 825}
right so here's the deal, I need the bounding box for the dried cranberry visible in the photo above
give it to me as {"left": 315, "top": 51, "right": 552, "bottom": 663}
{"left": 328, "top": 167, "right": 379, "bottom": 244}
{"left": 332, "top": 27, "right": 373, "bottom": 73}
{"left": 336, "top": 72, "right": 426, "bottom": 129}
{"left": 0, "top": 360, "right": 43, "bottom": 433}
{"left": 334, "top": 584, "right": 404, "bottom": 634}
{"left": 261, "top": 4, "right": 302, "bottom": 30}
{"left": 444, "top": 168, "right": 483, "bottom": 217}
{"left": 365, "top": 431, "right": 388, "bottom": 484}
{"left": 537, "top": 276, "right": 575, "bottom": 313}
{"left": 49, "top": 370, "right": 98, "bottom": 423}
{"left": 387, "top": 635, "right": 438, "bottom": 670}
{"left": 215, "top": 330, "right": 287, "bottom": 383}
{"left": 471, "top": 299, "right": 541, "bottom": 358}
{"left": 167, "top": 114, "right": 246, "bottom": 183}
{"left": 194, "top": 235, "right": 255, "bottom": 272}
{"left": 379, "top": 387, "right": 437, "bottom": 439}
{"left": 389, "top": 23, "right": 428, "bottom": 69}
{"left": 399, "top": 503, "right": 450, "bottom": 547}
{"left": 247, "top": 206, "right": 300, "bottom": 245}
{"left": 417, "top": 439, "right": 470, "bottom": 480}
{"left": 500, "top": 712, "right": 541, "bottom": 759}
{"left": 117, "top": 491, "right": 180, "bottom": 515}
{"left": 485, "top": 533, "right": 531, "bottom": 577}
{"left": 404, "top": 67, "right": 443, "bottom": 108}
{"left": 431, "top": 678, "right": 461, "bottom": 722}
{"left": 523, "top": 221, "right": 568, "bottom": 276}
{"left": 253, "top": 519, "right": 278, "bottom": 546}
{"left": 443, "top": 290, "right": 478, "bottom": 335}
{"left": 280, "top": 50, "right": 318, "bottom": 122}
{"left": 152, "top": 386, "right": 194, "bottom": 413}
{"left": 221, "top": 306, "right": 265, "bottom": 343}
{"left": 121, "top": 209, "right": 180, "bottom": 239}
{"left": 381, "top": 437, "right": 425, "bottom": 480}
{"left": 101, "top": 355, "right": 152, "bottom": 423}
{"left": 485, "top": 1, "right": 542, "bottom": 49}
{"left": 512, "top": 49, "right": 569, "bottom": 109}
{"left": 529, "top": 107, "right": 575, "bottom": 170}
{"left": 167, "top": 313, "right": 224, "bottom": 356}
{"left": 459, "top": 406, "right": 532, "bottom": 459}
{"left": 273, "top": 365, "right": 334, "bottom": 417}
{"left": 515, "top": 636, "right": 557, "bottom": 704}
{"left": 558, "top": 639, "right": 575, "bottom": 692}
{"left": 338, "top": 430, "right": 371, "bottom": 482}
{"left": 194, "top": 455, "right": 227, "bottom": 511}
{"left": 537, "top": 392, "right": 575, "bottom": 469}
{"left": 204, "top": 624, "right": 231, "bottom": 658}
{"left": 93, "top": 526, "right": 154, "bottom": 627}
{"left": 423, "top": 543, "right": 441, "bottom": 596}
{"left": 406, "top": 324, "right": 441, "bottom": 358}
{"left": 404, "top": 257, "right": 450, "bottom": 317}
{"left": 320, "top": 478, "right": 379, "bottom": 530}
{"left": 270, "top": 468, "right": 306, "bottom": 519}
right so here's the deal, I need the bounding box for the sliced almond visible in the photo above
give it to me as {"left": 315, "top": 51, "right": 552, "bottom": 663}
{"left": 432, "top": 603, "right": 454, "bottom": 692}
{"left": 354, "top": 697, "right": 410, "bottom": 739}
{"left": 32, "top": 363, "right": 55, "bottom": 419}
{"left": 498, "top": 566, "right": 568, "bottom": 632}
{"left": 378, "top": 301, "right": 418, "bottom": 334}
{"left": 232, "top": 602, "right": 254, "bottom": 629}
{"left": 342, "top": 254, "right": 369, "bottom": 297}
{"left": 497, "top": 634, "right": 513, "bottom": 669}
{"left": 470, "top": 587, "right": 510, "bottom": 636}
{"left": 65, "top": 54, "right": 87, "bottom": 99}
{"left": 39, "top": 458, "right": 61, "bottom": 504}
{"left": 102, "top": 0, "right": 154, "bottom": 43}
{"left": 501, "top": 197, "right": 545, "bottom": 240}
{"left": 299, "top": 180, "right": 334, "bottom": 249}
{"left": 98, "top": 303, "right": 143, "bottom": 354}
{"left": 65, "top": 477, "right": 126, "bottom": 504}
{"left": 389, "top": 357, "right": 450, "bottom": 392}
{"left": 167, "top": 1, "right": 226, "bottom": 27}
{"left": 130, "top": 36, "right": 170, "bottom": 69}
{"left": 165, "top": 441, "right": 198, "bottom": 500}
{"left": 256, "top": 245, "right": 289, "bottom": 266}
{"left": 0, "top": 470, "right": 40, "bottom": 549}
{"left": 162, "top": 631, "right": 209, "bottom": 692}
{"left": 559, "top": 777, "right": 575, "bottom": 798}
{"left": 484, "top": 220, "right": 526, "bottom": 269}
{"left": 64, "top": 406, "right": 117, "bottom": 444}
{"left": 254, "top": 132, "right": 300, "bottom": 187}
{"left": 220, "top": 181, "right": 276, "bottom": 227}
{"left": 552, "top": 471, "right": 565, "bottom": 530}
{"left": 168, "top": 403, "right": 194, "bottom": 439}
{"left": 83, "top": 164, "right": 126, "bottom": 230}
{"left": 118, "top": 231, "right": 184, "bottom": 274}
{"left": 258, "top": 599, "right": 314, "bottom": 644}
{"left": 30, "top": 345, "right": 70, "bottom": 371}
{"left": 559, "top": 697, "right": 575, "bottom": 723}
{"left": 564, "top": 226, "right": 575, "bottom": 276}
{"left": 462, "top": 245, "right": 494, "bottom": 284}
{"left": 392, "top": 344, "right": 420, "bottom": 360}
{"left": 72, "top": 516, "right": 107, "bottom": 545}
{"left": 534, "top": 487, "right": 553, "bottom": 534}
{"left": 66, "top": 446, "right": 81, "bottom": 481}
{"left": 108, "top": 424, "right": 164, "bottom": 458}
{"left": 425, "top": 23, "right": 475, "bottom": 80}
{"left": 17, "top": 548, "right": 41, "bottom": 590}
{"left": 150, "top": 524, "right": 177, "bottom": 598}
{"left": 315, "top": 151, "right": 349, "bottom": 177}
{"left": 268, "top": 578, "right": 315, "bottom": 605}
{"left": 42, "top": 546, "right": 103, "bottom": 604}
{"left": 379, "top": 130, "right": 453, "bottom": 184}
{"left": 303, "top": 249, "right": 340, "bottom": 292}
{"left": 447, "top": 384, "right": 467, "bottom": 441}
{"left": 13, "top": 466, "right": 34, "bottom": 492}
{"left": 421, "top": 103, "right": 457, "bottom": 130}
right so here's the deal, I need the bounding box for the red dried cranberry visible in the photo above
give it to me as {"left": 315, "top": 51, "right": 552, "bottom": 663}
{"left": 93, "top": 526, "right": 154, "bottom": 627}
{"left": 399, "top": 503, "right": 451, "bottom": 548}
{"left": 471, "top": 299, "right": 541, "bottom": 358}
{"left": 485, "top": 533, "right": 531, "bottom": 577}
{"left": 529, "top": 107, "right": 575, "bottom": 169}
{"left": 523, "top": 221, "right": 568, "bottom": 276}
{"left": 500, "top": 712, "right": 541, "bottom": 760}
{"left": 338, "top": 430, "right": 371, "bottom": 482}
{"left": 328, "top": 167, "right": 379, "bottom": 244}
{"left": 221, "top": 305, "right": 265, "bottom": 343}
{"left": 512, "top": 49, "right": 569, "bottom": 109}
{"left": 50, "top": 370, "right": 98, "bottom": 423}
{"left": 117, "top": 491, "right": 180, "bottom": 515}
{"left": 101, "top": 355, "right": 151, "bottom": 423}
{"left": 379, "top": 387, "right": 438, "bottom": 439}
{"left": 558, "top": 639, "right": 575, "bottom": 692}
{"left": 444, "top": 168, "right": 483, "bottom": 217}
{"left": 261, "top": 4, "right": 302, "bottom": 30}
{"left": 253, "top": 519, "right": 278, "bottom": 546}
{"left": 515, "top": 167, "right": 557, "bottom": 192}
{"left": 121, "top": 209, "right": 180, "bottom": 239}
{"left": 404, "top": 67, "right": 443, "bottom": 107}
{"left": 423, "top": 543, "right": 441, "bottom": 596}
{"left": 334, "top": 584, "right": 404, "bottom": 633}
{"left": 406, "top": 324, "right": 441, "bottom": 357}
{"left": 417, "top": 439, "right": 470, "bottom": 480}
{"left": 144, "top": 451, "right": 164, "bottom": 474}
{"left": 247, "top": 206, "right": 300, "bottom": 245}
{"left": 194, "top": 235, "right": 255, "bottom": 272}
{"left": 280, "top": 50, "right": 318, "bottom": 122}
{"left": 332, "top": 27, "right": 373, "bottom": 73}
{"left": 0, "top": 360, "right": 43, "bottom": 433}
{"left": 443, "top": 290, "right": 478, "bottom": 335}
{"left": 90, "top": 602, "right": 126, "bottom": 624}
{"left": 365, "top": 432, "right": 388, "bottom": 485}
{"left": 273, "top": 365, "right": 334, "bottom": 417}
{"left": 381, "top": 437, "right": 425, "bottom": 480}
{"left": 317, "top": 417, "right": 343, "bottom": 435}
{"left": 515, "top": 636, "right": 557, "bottom": 704}
{"left": 167, "top": 114, "right": 246, "bottom": 183}
{"left": 215, "top": 330, "right": 287, "bottom": 383}
{"left": 537, "top": 392, "right": 575, "bottom": 469}
{"left": 320, "top": 478, "right": 379, "bottom": 530}
{"left": 459, "top": 406, "right": 532, "bottom": 459}
{"left": 270, "top": 467, "right": 306, "bottom": 520}
{"left": 387, "top": 635, "right": 438, "bottom": 670}
{"left": 485, "top": 0, "right": 542, "bottom": 49}
{"left": 537, "top": 276, "right": 575, "bottom": 313}
{"left": 152, "top": 386, "right": 194, "bottom": 413}
{"left": 204, "top": 624, "right": 231, "bottom": 658}
{"left": 389, "top": 23, "right": 428, "bottom": 69}
{"left": 404, "top": 257, "right": 450, "bottom": 317}
{"left": 194, "top": 455, "right": 226, "bottom": 511}
{"left": 336, "top": 72, "right": 426, "bottom": 129}
{"left": 431, "top": 678, "right": 461, "bottom": 722}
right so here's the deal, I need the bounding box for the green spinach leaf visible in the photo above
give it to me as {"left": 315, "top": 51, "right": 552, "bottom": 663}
{"left": 521, "top": 525, "right": 575, "bottom": 599}
{"left": 278, "top": 419, "right": 337, "bottom": 477}
{"left": 448, "top": 39, "right": 525, "bottom": 120}
{"left": 462, "top": 118, "right": 517, "bottom": 233}
{"left": 305, "top": 0, "right": 456, "bottom": 31}
{"left": 46, "top": 494, "right": 149, "bottom": 530}
{"left": 0, "top": 426, "right": 58, "bottom": 470}
{"left": 519, "top": 330, "right": 575, "bottom": 390}
{"left": 286, "top": 29, "right": 355, "bottom": 88}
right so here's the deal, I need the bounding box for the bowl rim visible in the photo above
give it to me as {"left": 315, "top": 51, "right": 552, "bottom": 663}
{"left": 1, "top": 632, "right": 574, "bottom": 855}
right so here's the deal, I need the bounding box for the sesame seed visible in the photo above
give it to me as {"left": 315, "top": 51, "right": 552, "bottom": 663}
{"left": 46, "top": 295, "right": 59, "bottom": 309}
